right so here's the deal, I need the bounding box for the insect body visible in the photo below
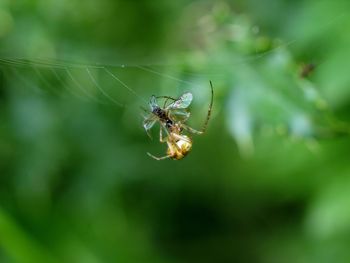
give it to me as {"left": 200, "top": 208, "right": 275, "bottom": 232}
{"left": 143, "top": 81, "right": 214, "bottom": 160}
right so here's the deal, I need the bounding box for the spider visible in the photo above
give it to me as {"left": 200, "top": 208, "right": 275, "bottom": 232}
{"left": 142, "top": 81, "right": 214, "bottom": 160}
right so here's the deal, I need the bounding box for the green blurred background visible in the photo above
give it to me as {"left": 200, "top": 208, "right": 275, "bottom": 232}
{"left": 1, "top": 0, "right": 350, "bottom": 262}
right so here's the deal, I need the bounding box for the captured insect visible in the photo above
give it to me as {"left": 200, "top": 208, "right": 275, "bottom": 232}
{"left": 142, "top": 81, "right": 214, "bottom": 160}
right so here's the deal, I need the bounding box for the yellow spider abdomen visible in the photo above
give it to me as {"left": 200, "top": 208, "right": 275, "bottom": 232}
{"left": 167, "top": 135, "right": 192, "bottom": 160}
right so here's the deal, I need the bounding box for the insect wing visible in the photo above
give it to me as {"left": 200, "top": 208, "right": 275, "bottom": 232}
{"left": 149, "top": 95, "right": 159, "bottom": 110}
{"left": 143, "top": 116, "right": 157, "bottom": 131}
{"left": 167, "top": 92, "right": 193, "bottom": 110}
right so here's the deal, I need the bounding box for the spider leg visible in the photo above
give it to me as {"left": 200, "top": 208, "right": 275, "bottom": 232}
{"left": 145, "top": 129, "right": 153, "bottom": 140}
{"left": 161, "top": 122, "right": 171, "bottom": 136}
{"left": 156, "top": 95, "right": 177, "bottom": 100}
{"left": 179, "top": 81, "right": 213, "bottom": 135}
{"left": 147, "top": 152, "right": 171, "bottom": 161}
{"left": 169, "top": 110, "right": 190, "bottom": 122}
{"left": 160, "top": 123, "right": 182, "bottom": 152}
{"left": 159, "top": 125, "right": 167, "bottom": 143}
{"left": 181, "top": 124, "right": 204, "bottom": 135}
{"left": 200, "top": 81, "right": 214, "bottom": 133}
{"left": 158, "top": 124, "right": 183, "bottom": 153}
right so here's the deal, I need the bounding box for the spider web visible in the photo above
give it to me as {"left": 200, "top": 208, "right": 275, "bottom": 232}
{"left": 0, "top": 9, "right": 345, "bottom": 107}
{"left": 0, "top": 8, "right": 348, "bottom": 153}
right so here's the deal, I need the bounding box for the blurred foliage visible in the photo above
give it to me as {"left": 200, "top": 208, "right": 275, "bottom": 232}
{"left": 1, "top": 0, "right": 350, "bottom": 263}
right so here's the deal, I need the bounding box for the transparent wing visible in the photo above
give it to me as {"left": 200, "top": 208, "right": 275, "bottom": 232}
{"left": 166, "top": 92, "right": 193, "bottom": 110}
{"left": 149, "top": 95, "right": 158, "bottom": 110}
{"left": 143, "top": 115, "right": 157, "bottom": 131}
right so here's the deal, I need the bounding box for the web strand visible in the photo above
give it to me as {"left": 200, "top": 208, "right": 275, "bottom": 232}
{"left": 86, "top": 67, "right": 124, "bottom": 107}
{"left": 0, "top": 11, "right": 346, "bottom": 107}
